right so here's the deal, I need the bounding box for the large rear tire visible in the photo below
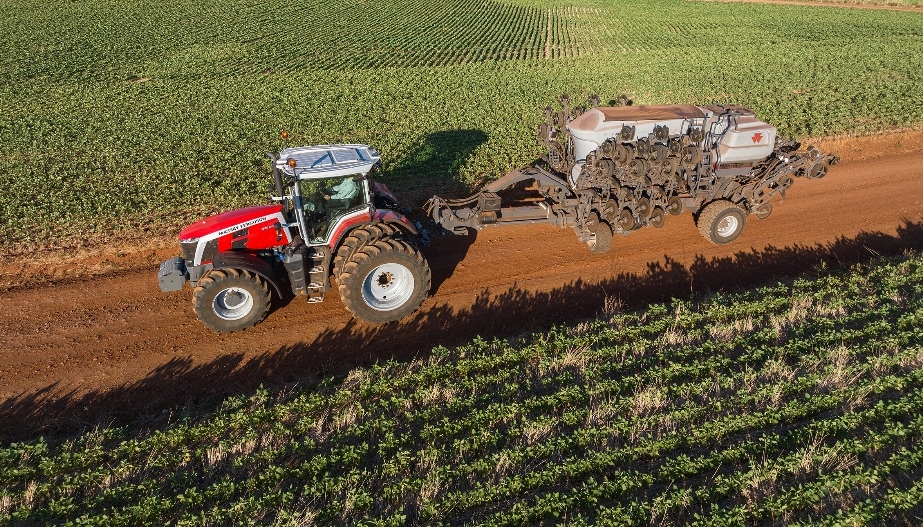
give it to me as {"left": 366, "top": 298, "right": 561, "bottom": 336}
{"left": 337, "top": 238, "right": 431, "bottom": 324}
{"left": 696, "top": 200, "right": 746, "bottom": 245}
{"left": 332, "top": 223, "right": 403, "bottom": 276}
{"left": 192, "top": 268, "right": 271, "bottom": 332}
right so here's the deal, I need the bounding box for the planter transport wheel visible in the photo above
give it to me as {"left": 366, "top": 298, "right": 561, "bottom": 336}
{"left": 586, "top": 221, "right": 614, "bottom": 254}
{"left": 337, "top": 238, "right": 431, "bottom": 324}
{"left": 696, "top": 200, "right": 746, "bottom": 245}
{"left": 193, "top": 268, "right": 271, "bottom": 332}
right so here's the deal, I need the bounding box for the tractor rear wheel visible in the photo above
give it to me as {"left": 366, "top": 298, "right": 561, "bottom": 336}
{"left": 696, "top": 200, "right": 746, "bottom": 245}
{"left": 332, "top": 223, "right": 403, "bottom": 276}
{"left": 192, "top": 268, "right": 271, "bottom": 332}
{"left": 337, "top": 238, "right": 431, "bottom": 324}
{"left": 586, "top": 221, "right": 614, "bottom": 253}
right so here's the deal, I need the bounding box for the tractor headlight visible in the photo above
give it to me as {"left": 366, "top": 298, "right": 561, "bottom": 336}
{"left": 180, "top": 238, "right": 199, "bottom": 261}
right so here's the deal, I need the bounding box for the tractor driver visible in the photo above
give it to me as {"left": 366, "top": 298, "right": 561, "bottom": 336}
{"left": 300, "top": 176, "right": 360, "bottom": 242}
{"left": 323, "top": 176, "right": 359, "bottom": 210}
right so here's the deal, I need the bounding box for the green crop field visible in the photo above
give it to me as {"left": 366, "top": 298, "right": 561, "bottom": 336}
{"left": 797, "top": 0, "right": 923, "bottom": 6}
{"left": 1, "top": 0, "right": 922, "bottom": 251}
{"left": 2, "top": 251, "right": 922, "bottom": 524}
{"left": 4, "top": 1, "right": 923, "bottom": 524}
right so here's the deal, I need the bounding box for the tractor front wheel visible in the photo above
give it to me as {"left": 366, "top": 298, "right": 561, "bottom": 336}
{"left": 337, "top": 238, "right": 431, "bottom": 324}
{"left": 192, "top": 268, "right": 271, "bottom": 332}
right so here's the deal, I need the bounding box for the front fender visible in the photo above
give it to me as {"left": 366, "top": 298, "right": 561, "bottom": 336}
{"left": 211, "top": 251, "right": 284, "bottom": 299}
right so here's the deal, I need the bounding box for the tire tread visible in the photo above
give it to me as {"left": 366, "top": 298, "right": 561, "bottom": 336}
{"left": 192, "top": 267, "right": 271, "bottom": 332}
{"left": 332, "top": 223, "right": 405, "bottom": 276}
{"left": 696, "top": 200, "right": 745, "bottom": 245}
{"left": 337, "top": 237, "right": 431, "bottom": 324}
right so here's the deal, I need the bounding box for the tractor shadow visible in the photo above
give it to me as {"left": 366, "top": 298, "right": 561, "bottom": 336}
{"left": 386, "top": 129, "right": 489, "bottom": 205}
{"left": 3, "top": 220, "right": 923, "bottom": 444}
{"left": 423, "top": 228, "right": 478, "bottom": 295}
{"left": 386, "top": 129, "right": 489, "bottom": 293}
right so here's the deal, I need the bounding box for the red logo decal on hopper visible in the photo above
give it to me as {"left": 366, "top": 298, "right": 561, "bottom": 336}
{"left": 752, "top": 132, "right": 763, "bottom": 143}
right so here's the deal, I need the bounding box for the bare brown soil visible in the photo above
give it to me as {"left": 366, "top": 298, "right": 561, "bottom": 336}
{"left": 3, "top": 130, "right": 923, "bottom": 441}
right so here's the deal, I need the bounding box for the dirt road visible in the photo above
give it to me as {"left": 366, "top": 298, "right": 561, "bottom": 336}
{"left": 2, "top": 134, "right": 922, "bottom": 440}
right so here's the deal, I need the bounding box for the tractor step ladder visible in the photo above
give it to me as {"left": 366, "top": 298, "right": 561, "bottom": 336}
{"left": 305, "top": 249, "right": 328, "bottom": 303}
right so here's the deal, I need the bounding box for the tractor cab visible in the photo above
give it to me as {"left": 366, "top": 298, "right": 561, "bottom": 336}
{"left": 275, "top": 144, "right": 380, "bottom": 245}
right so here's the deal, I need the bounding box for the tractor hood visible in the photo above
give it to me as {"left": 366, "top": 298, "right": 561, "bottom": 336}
{"left": 178, "top": 204, "right": 284, "bottom": 241}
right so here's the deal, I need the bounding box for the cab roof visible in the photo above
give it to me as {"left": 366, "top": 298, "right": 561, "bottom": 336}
{"left": 278, "top": 144, "right": 380, "bottom": 180}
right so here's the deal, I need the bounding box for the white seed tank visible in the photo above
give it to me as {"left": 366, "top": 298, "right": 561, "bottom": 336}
{"left": 567, "top": 104, "right": 776, "bottom": 184}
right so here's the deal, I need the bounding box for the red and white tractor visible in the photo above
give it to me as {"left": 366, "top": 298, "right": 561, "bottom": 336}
{"left": 159, "top": 95, "right": 837, "bottom": 332}
{"left": 158, "top": 143, "right": 430, "bottom": 332}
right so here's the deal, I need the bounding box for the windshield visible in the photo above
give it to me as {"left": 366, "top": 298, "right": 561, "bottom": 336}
{"left": 298, "top": 175, "right": 366, "bottom": 243}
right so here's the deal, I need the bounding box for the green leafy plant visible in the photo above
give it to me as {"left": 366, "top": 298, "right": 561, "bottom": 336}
{"left": 2, "top": 251, "right": 922, "bottom": 524}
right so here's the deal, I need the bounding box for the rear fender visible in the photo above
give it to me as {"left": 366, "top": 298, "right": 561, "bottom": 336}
{"left": 327, "top": 209, "right": 419, "bottom": 249}
{"left": 211, "top": 251, "right": 284, "bottom": 299}
{"left": 375, "top": 209, "right": 418, "bottom": 235}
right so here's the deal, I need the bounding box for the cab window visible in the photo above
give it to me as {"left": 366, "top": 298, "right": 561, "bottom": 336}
{"left": 299, "top": 176, "right": 366, "bottom": 243}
